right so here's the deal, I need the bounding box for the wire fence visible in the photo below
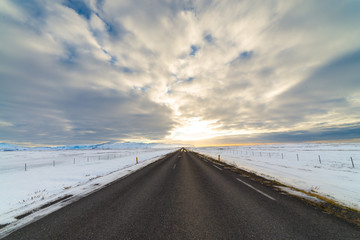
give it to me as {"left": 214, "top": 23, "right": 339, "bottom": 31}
{"left": 193, "top": 145, "right": 359, "bottom": 169}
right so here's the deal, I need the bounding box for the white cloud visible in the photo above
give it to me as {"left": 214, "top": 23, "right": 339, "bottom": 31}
{"left": 1, "top": 0, "right": 360, "bottom": 145}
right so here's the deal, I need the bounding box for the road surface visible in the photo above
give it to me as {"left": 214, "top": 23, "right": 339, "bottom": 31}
{"left": 3, "top": 149, "right": 360, "bottom": 239}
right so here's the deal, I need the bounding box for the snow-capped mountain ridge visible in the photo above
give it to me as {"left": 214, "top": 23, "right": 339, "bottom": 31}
{"left": 0, "top": 143, "right": 28, "bottom": 151}
{"left": 0, "top": 142, "right": 186, "bottom": 151}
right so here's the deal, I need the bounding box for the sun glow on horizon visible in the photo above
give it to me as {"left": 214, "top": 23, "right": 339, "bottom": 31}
{"left": 167, "top": 117, "right": 255, "bottom": 142}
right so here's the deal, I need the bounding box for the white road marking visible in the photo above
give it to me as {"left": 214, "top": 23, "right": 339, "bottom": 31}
{"left": 173, "top": 164, "right": 176, "bottom": 169}
{"left": 236, "top": 178, "right": 276, "bottom": 201}
{"left": 212, "top": 165, "right": 222, "bottom": 171}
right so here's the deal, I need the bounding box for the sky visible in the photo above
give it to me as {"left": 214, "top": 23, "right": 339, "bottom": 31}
{"left": 1, "top": 0, "right": 360, "bottom": 147}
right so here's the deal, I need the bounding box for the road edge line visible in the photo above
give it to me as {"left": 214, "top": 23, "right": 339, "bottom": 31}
{"left": 236, "top": 178, "right": 276, "bottom": 201}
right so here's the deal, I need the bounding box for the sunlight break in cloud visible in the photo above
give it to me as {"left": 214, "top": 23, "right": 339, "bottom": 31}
{"left": 1, "top": 0, "right": 360, "bottom": 146}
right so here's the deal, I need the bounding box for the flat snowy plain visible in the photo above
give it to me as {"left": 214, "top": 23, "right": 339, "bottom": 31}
{"left": 192, "top": 143, "right": 360, "bottom": 211}
{"left": 0, "top": 148, "right": 175, "bottom": 227}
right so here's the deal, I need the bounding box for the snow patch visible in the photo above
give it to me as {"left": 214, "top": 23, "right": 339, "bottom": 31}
{"left": 277, "top": 186, "right": 325, "bottom": 203}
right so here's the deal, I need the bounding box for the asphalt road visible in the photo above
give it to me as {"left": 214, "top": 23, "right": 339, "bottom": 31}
{"left": 3, "top": 149, "right": 360, "bottom": 239}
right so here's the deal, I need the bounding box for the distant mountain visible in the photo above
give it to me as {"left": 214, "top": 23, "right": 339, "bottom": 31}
{"left": 0, "top": 142, "right": 189, "bottom": 151}
{"left": 0, "top": 143, "right": 29, "bottom": 151}
{"left": 96, "top": 142, "right": 155, "bottom": 149}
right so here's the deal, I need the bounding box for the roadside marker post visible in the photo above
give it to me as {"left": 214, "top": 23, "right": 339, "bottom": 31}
{"left": 218, "top": 155, "right": 220, "bottom": 162}
{"left": 136, "top": 157, "right": 138, "bottom": 164}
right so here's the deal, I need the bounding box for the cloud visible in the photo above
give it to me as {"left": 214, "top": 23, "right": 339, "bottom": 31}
{"left": 0, "top": 0, "right": 175, "bottom": 145}
{"left": 0, "top": 75, "right": 175, "bottom": 145}
{"left": 167, "top": 0, "right": 360, "bottom": 137}
{"left": 190, "top": 123, "right": 360, "bottom": 146}
{"left": 1, "top": 0, "right": 360, "bottom": 145}
{"left": 269, "top": 50, "right": 360, "bottom": 128}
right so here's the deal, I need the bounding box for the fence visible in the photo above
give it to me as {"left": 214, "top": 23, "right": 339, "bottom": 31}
{"left": 193, "top": 145, "right": 358, "bottom": 169}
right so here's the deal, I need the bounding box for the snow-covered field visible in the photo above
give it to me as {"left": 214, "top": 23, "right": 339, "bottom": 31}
{"left": 192, "top": 143, "right": 360, "bottom": 211}
{"left": 0, "top": 148, "right": 176, "bottom": 226}
{"left": 1, "top": 143, "right": 359, "bottom": 233}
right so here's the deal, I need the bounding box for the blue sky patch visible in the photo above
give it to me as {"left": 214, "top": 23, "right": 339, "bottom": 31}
{"left": 109, "top": 56, "right": 117, "bottom": 65}
{"left": 204, "top": 34, "right": 213, "bottom": 43}
{"left": 190, "top": 45, "right": 200, "bottom": 56}
{"left": 96, "top": 0, "right": 105, "bottom": 11}
{"left": 95, "top": 12, "right": 124, "bottom": 39}
{"left": 186, "top": 77, "right": 194, "bottom": 82}
{"left": 102, "top": 49, "right": 117, "bottom": 65}
{"left": 172, "top": 74, "right": 194, "bottom": 83}
{"left": 240, "top": 50, "right": 254, "bottom": 59}
{"left": 105, "top": 21, "right": 118, "bottom": 37}
{"left": 120, "top": 67, "right": 134, "bottom": 74}
{"left": 229, "top": 50, "right": 254, "bottom": 64}
{"left": 64, "top": 0, "right": 92, "bottom": 20}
